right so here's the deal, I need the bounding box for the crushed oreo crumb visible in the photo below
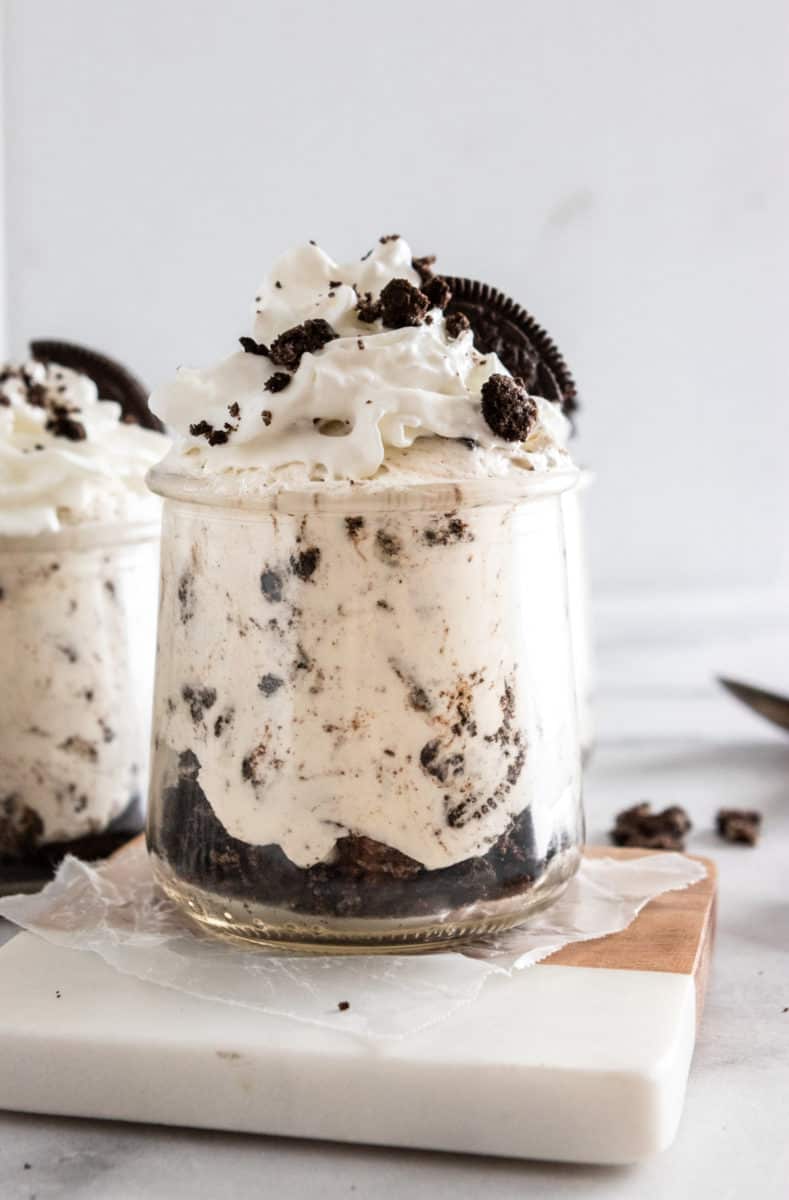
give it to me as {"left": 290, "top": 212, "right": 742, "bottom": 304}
{"left": 337, "top": 1000, "right": 350, "bottom": 1011}
{"left": 375, "top": 528, "right": 403, "bottom": 564}
{"left": 345, "top": 516, "right": 365, "bottom": 541}
{"left": 423, "top": 275, "right": 452, "bottom": 310}
{"left": 189, "top": 419, "right": 230, "bottom": 447}
{"left": 356, "top": 292, "right": 382, "bottom": 323}
{"left": 265, "top": 372, "right": 291, "bottom": 393}
{"left": 610, "top": 803, "right": 692, "bottom": 851}
{"left": 258, "top": 673, "right": 284, "bottom": 697}
{"left": 214, "top": 709, "right": 234, "bottom": 737}
{"left": 46, "top": 414, "right": 87, "bottom": 441}
{"left": 181, "top": 685, "right": 218, "bottom": 724}
{"left": 411, "top": 254, "right": 436, "bottom": 283}
{"left": 423, "top": 515, "right": 473, "bottom": 546}
{"left": 379, "top": 234, "right": 400, "bottom": 244}
{"left": 239, "top": 337, "right": 270, "bottom": 356}
{"left": 329, "top": 280, "right": 342, "bottom": 288}
{"left": 260, "top": 569, "right": 283, "bottom": 602}
{"left": 290, "top": 547, "right": 321, "bottom": 581}
{"left": 481, "top": 374, "right": 538, "bottom": 441}
{"left": 228, "top": 401, "right": 240, "bottom": 419}
{"left": 716, "top": 808, "right": 761, "bottom": 845}
{"left": 269, "top": 319, "right": 338, "bottom": 370}
{"left": 445, "top": 311, "right": 471, "bottom": 340}
{"left": 380, "top": 278, "right": 430, "bottom": 329}
{"left": 261, "top": 409, "right": 273, "bottom": 426}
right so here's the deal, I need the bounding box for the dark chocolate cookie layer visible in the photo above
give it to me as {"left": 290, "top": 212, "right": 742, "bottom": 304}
{"left": 443, "top": 278, "right": 578, "bottom": 421}
{"left": 153, "top": 757, "right": 552, "bottom": 920}
{"left": 0, "top": 794, "right": 143, "bottom": 895}
{"left": 30, "top": 339, "right": 164, "bottom": 432}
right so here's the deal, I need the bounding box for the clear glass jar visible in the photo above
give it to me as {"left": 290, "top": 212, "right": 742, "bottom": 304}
{"left": 146, "top": 467, "right": 584, "bottom": 951}
{"left": 561, "top": 469, "right": 595, "bottom": 763}
{"left": 0, "top": 522, "right": 160, "bottom": 863}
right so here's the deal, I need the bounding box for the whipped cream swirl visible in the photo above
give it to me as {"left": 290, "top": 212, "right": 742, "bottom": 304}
{"left": 0, "top": 361, "right": 168, "bottom": 537}
{"left": 151, "top": 237, "right": 571, "bottom": 485}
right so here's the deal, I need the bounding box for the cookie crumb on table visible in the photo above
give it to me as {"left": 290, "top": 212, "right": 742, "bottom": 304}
{"left": 610, "top": 802, "right": 692, "bottom": 851}
{"left": 716, "top": 808, "right": 761, "bottom": 846}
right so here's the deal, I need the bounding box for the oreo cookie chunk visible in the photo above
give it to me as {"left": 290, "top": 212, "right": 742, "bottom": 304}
{"left": 610, "top": 802, "right": 692, "bottom": 851}
{"left": 269, "top": 320, "right": 338, "bottom": 371}
{"left": 716, "top": 808, "right": 761, "bottom": 846}
{"left": 481, "top": 375, "right": 538, "bottom": 442}
{"left": 443, "top": 279, "right": 578, "bottom": 421}
{"left": 30, "top": 340, "right": 164, "bottom": 432}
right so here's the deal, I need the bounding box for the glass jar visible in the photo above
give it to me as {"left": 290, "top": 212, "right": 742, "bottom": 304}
{"left": 561, "top": 469, "right": 595, "bottom": 763}
{"left": 146, "top": 467, "right": 584, "bottom": 951}
{"left": 0, "top": 522, "right": 160, "bottom": 866}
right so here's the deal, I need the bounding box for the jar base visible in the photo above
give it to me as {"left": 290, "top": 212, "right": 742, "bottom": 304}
{"left": 150, "top": 846, "right": 581, "bottom": 954}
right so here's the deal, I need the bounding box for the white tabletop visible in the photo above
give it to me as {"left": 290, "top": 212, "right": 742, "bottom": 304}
{"left": 2, "top": 588, "right": 788, "bottom": 1200}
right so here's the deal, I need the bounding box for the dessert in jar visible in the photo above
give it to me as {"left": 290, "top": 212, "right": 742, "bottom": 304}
{"left": 146, "top": 236, "right": 584, "bottom": 950}
{"left": 0, "top": 347, "right": 168, "bottom": 877}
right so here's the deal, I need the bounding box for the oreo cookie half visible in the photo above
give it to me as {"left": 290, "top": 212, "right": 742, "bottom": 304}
{"left": 30, "top": 339, "right": 164, "bottom": 432}
{"left": 443, "top": 278, "right": 578, "bottom": 421}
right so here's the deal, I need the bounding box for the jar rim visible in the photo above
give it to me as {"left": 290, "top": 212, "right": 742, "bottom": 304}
{"left": 147, "top": 463, "right": 581, "bottom": 515}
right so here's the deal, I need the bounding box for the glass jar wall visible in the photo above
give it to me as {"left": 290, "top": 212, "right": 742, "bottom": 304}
{"left": 146, "top": 469, "right": 583, "bottom": 951}
{"left": 0, "top": 522, "right": 160, "bottom": 862}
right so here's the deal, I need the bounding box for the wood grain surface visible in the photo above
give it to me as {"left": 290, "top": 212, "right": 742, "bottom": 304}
{"left": 542, "top": 847, "right": 717, "bottom": 1017}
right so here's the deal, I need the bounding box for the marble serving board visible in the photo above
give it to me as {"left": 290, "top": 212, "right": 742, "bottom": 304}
{"left": 0, "top": 849, "right": 716, "bottom": 1166}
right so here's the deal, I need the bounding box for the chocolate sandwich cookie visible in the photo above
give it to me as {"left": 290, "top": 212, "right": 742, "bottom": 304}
{"left": 30, "top": 339, "right": 164, "bottom": 432}
{"left": 443, "top": 278, "right": 578, "bottom": 421}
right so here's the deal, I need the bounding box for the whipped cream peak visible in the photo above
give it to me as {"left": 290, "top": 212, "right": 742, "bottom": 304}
{"left": 150, "top": 236, "right": 572, "bottom": 486}
{"left": 0, "top": 359, "right": 168, "bottom": 537}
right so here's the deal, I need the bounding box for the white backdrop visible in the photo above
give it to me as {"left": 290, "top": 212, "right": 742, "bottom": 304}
{"left": 3, "top": 0, "right": 788, "bottom": 592}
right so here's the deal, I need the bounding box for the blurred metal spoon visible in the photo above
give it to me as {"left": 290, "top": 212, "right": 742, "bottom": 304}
{"left": 718, "top": 677, "right": 789, "bottom": 734}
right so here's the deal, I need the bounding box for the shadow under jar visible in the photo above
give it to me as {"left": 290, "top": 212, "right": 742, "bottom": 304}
{"left": 0, "top": 521, "right": 160, "bottom": 869}
{"left": 146, "top": 466, "right": 584, "bottom": 952}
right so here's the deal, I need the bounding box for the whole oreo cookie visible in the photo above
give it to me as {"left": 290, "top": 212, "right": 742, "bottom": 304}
{"left": 30, "top": 339, "right": 164, "bottom": 432}
{"left": 443, "top": 278, "right": 578, "bottom": 421}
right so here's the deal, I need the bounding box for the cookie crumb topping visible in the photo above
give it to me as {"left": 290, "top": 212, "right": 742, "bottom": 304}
{"left": 379, "top": 278, "right": 430, "bottom": 329}
{"left": 264, "top": 372, "right": 291, "bottom": 394}
{"left": 45, "top": 410, "right": 87, "bottom": 441}
{"left": 189, "top": 419, "right": 229, "bottom": 446}
{"left": 480, "top": 374, "right": 538, "bottom": 441}
{"left": 239, "top": 337, "right": 270, "bottom": 357}
{"left": 411, "top": 254, "right": 436, "bottom": 283}
{"left": 356, "top": 292, "right": 382, "bottom": 324}
{"left": 269, "top": 319, "right": 338, "bottom": 371}
{"left": 423, "top": 275, "right": 452, "bottom": 310}
{"left": 445, "top": 312, "right": 470, "bottom": 340}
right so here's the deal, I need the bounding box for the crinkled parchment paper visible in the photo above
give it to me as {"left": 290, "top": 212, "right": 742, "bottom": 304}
{"left": 0, "top": 842, "right": 705, "bottom": 1039}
